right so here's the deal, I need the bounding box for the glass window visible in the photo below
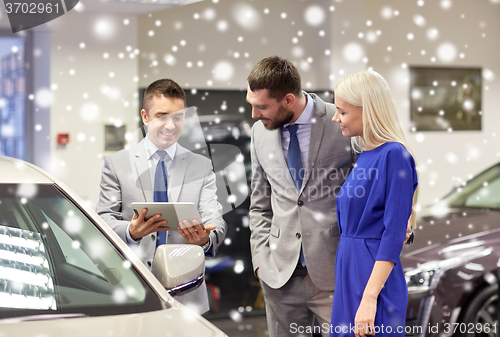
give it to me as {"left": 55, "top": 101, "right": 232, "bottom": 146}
{"left": 44, "top": 212, "right": 104, "bottom": 277}
{"left": 441, "top": 164, "right": 500, "bottom": 210}
{"left": 0, "top": 183, "right": 162, "bottom": 319}
{"left": 0, "top": 37, "right": 26, "bottom": 159}
{"left": 464, "top": 176, "right": 500, "bottom": 209}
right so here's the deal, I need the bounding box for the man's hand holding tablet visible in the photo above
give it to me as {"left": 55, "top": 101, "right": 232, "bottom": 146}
{"left": 131, "top": 202, "right": 214, "bottom": 247}
{"left": 129, "top": 207, "right": 169, "bottom": 241}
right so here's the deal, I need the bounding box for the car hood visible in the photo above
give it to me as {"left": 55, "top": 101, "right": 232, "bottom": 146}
{"left": 401, "top": 207, "right": 500, "bottom": 270}
{"left": 0, "top": 305, "right": 227, "bottom": 337}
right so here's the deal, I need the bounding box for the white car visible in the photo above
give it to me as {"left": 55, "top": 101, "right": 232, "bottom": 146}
{"left": 0, "top": 156, "right": 227, "bottom": 337}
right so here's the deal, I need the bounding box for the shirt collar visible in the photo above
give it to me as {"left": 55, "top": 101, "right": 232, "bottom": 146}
{"left": 144, "top": 136, "right": 177, "bottom": 161}
{"left": 283, "top": 92, "right": 314, "bottom": 128}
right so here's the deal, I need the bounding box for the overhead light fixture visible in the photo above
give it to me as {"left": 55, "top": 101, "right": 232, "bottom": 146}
{"left": 108, "top": 0, "right": 203, "bottom": 6}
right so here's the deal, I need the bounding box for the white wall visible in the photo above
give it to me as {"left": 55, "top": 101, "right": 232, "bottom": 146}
{"left": 330, "top": 0, "right": 367, "bottom": 82}
{"left": 137, "top": 0, "right": 332, "bottom": 90}
{"left": 362, "top": 0, "right": 500, "bottom": 206}
{"left": 137, "top": 0, "right": 500, "bottom": 208}
{"left": 48, "top": 12, "right": 139, "bottom": 207}
{"left": 3, "top": 0, "right": 499, "bottom": 208}
{"left": 0, "top": 3, "right": 140, "bottom": 206}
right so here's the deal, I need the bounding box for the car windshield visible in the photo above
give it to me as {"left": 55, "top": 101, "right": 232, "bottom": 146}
{"left": 0, "top": 183, "right": 162, "bottom": 319}
{"left": 439, "top": 163, "right": 500, "bottom": 210}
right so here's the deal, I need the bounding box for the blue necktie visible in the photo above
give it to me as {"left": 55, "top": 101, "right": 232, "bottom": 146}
{"left": 286, "top": 124, "right": 303, "bottom": 191}
{"left": 154, "top": 150, "right": 168, "bottom": 247}
{"left": 286, "top": 124, "right": 306, "bottom": 267}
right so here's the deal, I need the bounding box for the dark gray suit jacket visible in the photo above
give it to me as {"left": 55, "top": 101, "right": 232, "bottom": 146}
{"left": 249, "top": 93, "right": 356, "bottom": 291}
{"left": 96, "top": 139, "right": 227, "bottom": 313}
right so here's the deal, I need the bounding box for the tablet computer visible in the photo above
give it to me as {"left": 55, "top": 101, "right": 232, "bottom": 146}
{"left": 131, "top": 202, "right": 203, "bottom": 229}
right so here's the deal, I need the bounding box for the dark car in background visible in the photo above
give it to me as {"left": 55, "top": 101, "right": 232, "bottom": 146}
{"left": 403, "top": 162, "right": 500, "bottom": 337}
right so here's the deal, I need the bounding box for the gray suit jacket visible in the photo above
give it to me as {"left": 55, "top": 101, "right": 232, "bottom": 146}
{"left": 96, "top": 139, "right": 227, "bottom": 313}
{"left": 249, "top": 93, "right": 356, "bottom": 291}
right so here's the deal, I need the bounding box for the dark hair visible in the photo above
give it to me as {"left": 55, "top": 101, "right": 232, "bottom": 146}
{"left": 143, "top": 79, "right": 186, "bottom": 113}
{"left": 247, "top": 56, "right": 302, "bottom": 101}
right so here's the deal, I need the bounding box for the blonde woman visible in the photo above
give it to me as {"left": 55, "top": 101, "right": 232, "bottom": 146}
{"left": 330, "top": 70, "right": 418, "bottom": 337}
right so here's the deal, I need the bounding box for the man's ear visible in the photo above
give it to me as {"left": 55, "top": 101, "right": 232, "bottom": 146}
{"left": 283, "top": 93, "right": 296, "bottom": 108}
{"left": 140, "top": 109, "right": 148, "bottom": 125}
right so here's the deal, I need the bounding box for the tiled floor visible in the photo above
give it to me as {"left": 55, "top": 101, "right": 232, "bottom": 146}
{"left": 210, "top": 315, "right": 325, "bottom": 337}
{"left": 210, "top": 315, "right": 269, "bottom": 337}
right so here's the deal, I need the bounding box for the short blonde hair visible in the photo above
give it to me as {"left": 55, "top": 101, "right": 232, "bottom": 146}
{"left": 335, "top": 70, "right": 419, "bottom": 228}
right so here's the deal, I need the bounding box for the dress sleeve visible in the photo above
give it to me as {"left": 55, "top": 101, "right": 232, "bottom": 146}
{"left": 375, "top": 145, "right": 417, "bottom": 264}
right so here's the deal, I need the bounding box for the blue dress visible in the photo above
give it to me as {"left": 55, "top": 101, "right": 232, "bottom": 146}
{"left": 330, "top": 142, "right": 418, "bottom": 336}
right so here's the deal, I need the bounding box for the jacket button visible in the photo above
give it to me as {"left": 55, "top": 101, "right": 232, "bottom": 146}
{"left": 296, "top": 233, "right": 301, "bottom": 238}
{"left": 297, "top": 200, "right": 304, "bottom": 206}
{"left": 151, "top": 234, "right": 155, "bottom": 240}
{"left": 147, "top": 261, "right": 152, "bottom": 267}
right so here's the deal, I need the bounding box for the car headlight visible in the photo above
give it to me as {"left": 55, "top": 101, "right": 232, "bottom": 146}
{"left": 404, "top": 247, "right": 492, "bottom": 291}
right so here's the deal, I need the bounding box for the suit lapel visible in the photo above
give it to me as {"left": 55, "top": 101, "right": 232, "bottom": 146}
{"left": 170, "top": 145, "right": 187, "bottom": 202}
{"left": 301, "top": 94, "right": 327, "bottom": 192}
{"left": 133, "top": 140, "right": 154, "bottom": 202}
{"left": 266, "top": 127, "right": 298, "bottom": 193}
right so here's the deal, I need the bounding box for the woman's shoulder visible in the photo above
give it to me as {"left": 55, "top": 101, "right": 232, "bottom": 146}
{"left": 364, "top": 142, "right": 413, "bottom": 166}
{"left": 379, "top": 143, "right": 415, "bottom": 170}
{"left": 361, "top": 142, "right": 415, "bottom": 169}
{"left": 379, "top": 141, "right": 404, "bottom": 151}
{"left": 377, "top": 142, "right": 410, "bottom": 156}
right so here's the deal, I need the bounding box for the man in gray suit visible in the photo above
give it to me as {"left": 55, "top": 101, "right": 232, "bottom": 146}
{"left": 247, "top": 56, "right": 355, "bottom": 336}
{"left": 96, "top": 79, "right": 227, "bottom": 314}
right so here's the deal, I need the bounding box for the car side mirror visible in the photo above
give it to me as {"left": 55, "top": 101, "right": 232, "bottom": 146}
{"left": 152, "top": 244, "right": 205, "bottom": 296}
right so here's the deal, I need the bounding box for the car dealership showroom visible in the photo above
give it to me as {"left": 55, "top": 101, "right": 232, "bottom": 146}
{"left": 1, "top": 0, "right": 500, "bottom": 336}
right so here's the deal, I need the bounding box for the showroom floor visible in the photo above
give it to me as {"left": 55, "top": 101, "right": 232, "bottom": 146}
{"left": 211, "top": 315, "right": 269, "bottom": 337}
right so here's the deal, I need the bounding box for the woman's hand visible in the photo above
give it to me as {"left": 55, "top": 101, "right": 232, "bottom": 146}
{"left": 354, "top": 296, "right": 377, "bottom": 337}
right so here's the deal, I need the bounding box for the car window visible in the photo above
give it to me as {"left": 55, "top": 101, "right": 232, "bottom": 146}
{"left": 464, "top": 176, "right": 500, "bottom": 209}
{"left": 0, "top": 183, "right": 162, "bottom": 319}
{"left": 441, "top": 164, "right": 500, "bottom": 210}
{"left": 44, "top": 212, "right": 104, "bottom": 277}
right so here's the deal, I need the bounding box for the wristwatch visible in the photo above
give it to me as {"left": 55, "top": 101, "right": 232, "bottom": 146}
{"left": 201, "top": 238, "right": 211, "bottom": 251}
